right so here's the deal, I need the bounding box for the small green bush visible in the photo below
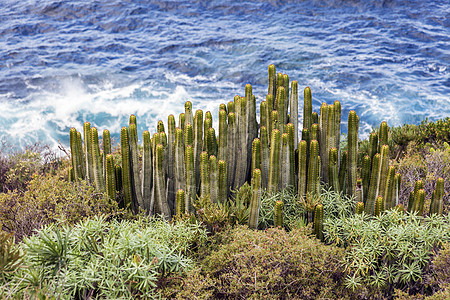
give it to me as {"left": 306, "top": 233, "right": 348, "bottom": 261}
{"left": 418, "top": 118, "right": 450, "bottom": 147}
{"left": 0, "top": 173, "right": 119, "bottom": 242}
{"left": 5, "top": 216, "right": 207, "bottom": 299}
{"left": 324, "top": 210, "right": 450, "bottom": 297}
{"left": 168, "top": 226, "right": 352, "bottom": 300}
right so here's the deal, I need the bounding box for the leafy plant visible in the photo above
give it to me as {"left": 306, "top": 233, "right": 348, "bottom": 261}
{"left": 324, "top": 210, "right": 450, "bottom": 297}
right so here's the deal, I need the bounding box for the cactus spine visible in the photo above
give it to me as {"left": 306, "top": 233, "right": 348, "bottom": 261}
{"left": 249, "top": 168, "right": 261, "bottom": 229}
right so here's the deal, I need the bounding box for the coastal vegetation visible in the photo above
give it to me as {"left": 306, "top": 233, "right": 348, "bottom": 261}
{"left": 1, "top": 65, "right": 449, "bottom": 299}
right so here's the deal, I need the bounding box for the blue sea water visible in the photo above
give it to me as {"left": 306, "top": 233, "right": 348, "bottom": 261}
{"left": 0, "top": 0, "right": 449, "bottom": 150}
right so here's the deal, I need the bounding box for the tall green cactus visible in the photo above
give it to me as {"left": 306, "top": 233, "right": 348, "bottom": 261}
{"left": 218, "top": 109, "right": 227, "bottom": 162}
{"left": 430, "top": 177, "right": 444, "bottom": 215}
{"left": 209, "top": 155, "right": 218, "bottom": 203}
{"left": 409, "top": 180, "right": 424, "bottom": 213}
{"left": 155, "top": 144, "right": 171, "bottom": 219}
{"left": 303, "top": 87, "right": 312, "bottom": 134}
{"left": 193, "top": 110, "right": 203, "bottom": 194}
{"left": 328, "top": 147, "right": 339, "bottom": 193}
{"left": 374, "top": 196, "right": 384, "bottom": 217}
{"left": 121, "top": 126, "right": 132, "bottom": 210}
{"left": 129, "top": 123, "right": 144, "bottom": 210}
{"left": 200, "top": 151, "right": 209, "bottom": 199}
{"left": 260, "top": 126, "right": 270, "bottom": 190}
{"left": 274, "top": 200, "right": 283, "bottom": 228}
{"left": 276, "top": 86, "right": 286, "bottom": 133}
{"left": 176, "top": 189, "right": 185, "bottom": 217}
{"left": 105, "top": 154, "right": 116, "bottom": 201}
{"left": 115, "top": 164, "right": 122, "bottom": 194}
{"left": 142, "top": 130, "right": 152, "bottom": 211}
{"left": 227, "top": 101, "right": 235, "bottom": 114}
{"left": 290, "top": 81, "right": 298, "bottom": 148}
{"left": 70, "top": 128, "right": 83, "bottom": 181}
{"left": 218, "top": 160, "right": 227, "bottom": 204}
{"left": 394, "top": 173, "right": 401, "bottom": 207}
{"left": 249, "top": 168, "right": 261, "bottom": 230}
{"left": 347, "top": 110, "right": 359, "bottom": 197}
{"left": 369, "top": 132, "right": 378, "bottom": 160}
{"left": 384, "top": 166, "right": 396, "bottom": 209}
{"left": 184, "top": 101, "right": 193, "bottom": 129}
{"left": 311, "top": 123, "right": 319, "bottom": 142}
{"left": 268, "top": 64, "right": 276, "bottom": 101}
{"left": 102, "top": 129, "right": 112, "bottom": 179}
{"left": 378, "top": 121, "right": 388, "bottom": 152}
{"left": 252, "top": 138, "right": 261, "bottom": 177}
{"left": 379, "top": 145, "right": 390, "bottom": 200}
{"left": 312, "top": 112, "right": 319, "bottom": 126}
{"left": 268, "top": 129, "right": 281, "bottom": 194}
{"left": 185, "top": 145, "right": 195, "bottom": 214}
{"left": 414, "top": 189, "right": 426, "bottom": 216}
{"left": 179, "top": 113, "right": 185, "bottom": 132}
{"left": 355, "top": 201, "right": 364, "bottom": 215}
{"left": 365, "top": 153, "right": 381, "bottom": 215}
{"left": 280, "top": 133, "right": 290, "bottom": 190}
{"left": 339, "top": 150, "right": 348, "bottom": 194}
{"left": 173, "top": 128, "right": 185, "bottom": 195}
{"left": 362, "top": 155, "right": 371, "bottom": 204}
{"left": 307, "top": 140, "right": 320, "bottom": 200}
{"left": 91, "top": 127, "right": 105, "bottom": 193}
{"left": 319, "top": 102, "right": 328, "bottom": 183}
{"left": 314, "top": 204, "right": 324, "bottom": 241}
{"left": 298, "top": 140, "right": 308, "bottom": 201}
{"left": 227, "top": 112, "right": 237, "bottom": 191}
{"left": 334, "top": 100, "right": 341, "bottom": 155}
{"left": 83, "top": 122, "right": 94, "bottom": 183}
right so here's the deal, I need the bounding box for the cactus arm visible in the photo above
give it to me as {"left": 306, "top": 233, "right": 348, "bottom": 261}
{"left": 83, "top": 122, "right": 94, "bottom": 183}
{"left": 142, "top": 130, "right": 152, "bottom": 212}
{"left": 260, "top": 126, "right": 270, "bottom": 190}
{"left": 105, "top": 154, "right": 116, "bottom": 201}
{"left": 227, "top": 112, "right": 236, "bottom": 190}
{"left": 200, "top": 151, "right": 210, "bottom": 199}
{"left": 91, "top": 127, "right": 105, "bottom": 192}
{"left": 290, "top": 81, "right": 299, "bottom": 148}
{"left": 303, "top": 87, "right": 312, "bottom": 133}
{"left": 121, "top": 127, "right": 133, "bottom": 210}
{"left": 218, "top": 109, "right": 228, "bottom": 162}
{"left": 268, "top": 129, "right": 281, "bottom": 194}
{"left": 176, "top": 189, "right": 185, "bottom": 217}
{"left": 129, "top": 123, "right": 144, "bottom": 210}
{"left": 218, "top": 160, "right": 227, "bottom": 204}
{"left": 314, "top": 204, "right": 324, "bottom": 241}
{"left": 365, "top": 153, "right": 381, "bottom": 215}
{"left": 155, "top": 144, "right": 171, "bottom": 219}
{"left": 102, "top": 129, "right": 112, "bottom": 180}
{"left": 298, "top": 140, "right": 308, "bottom": 201}
{"left": 274, "top": 200, "right": 283, "bottom": 228}
{"left": 185, "top": 145, "right": 195, "bottom": 213}
{"left": 209, "top": 155, "right": 218, "bottom": 203}
{"left": 347, "top": 110, "right": 359, "bottom": 197}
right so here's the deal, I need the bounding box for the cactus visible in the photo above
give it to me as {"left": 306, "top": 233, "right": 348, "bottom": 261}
{"left": 361, "top": 155, "right": 371, "bottom": 204}
{"left": 184, "top": 123, "right": 194, "bottom": 148}
{"left": 319, "top": 102, "right": 328, "bottom": 183}
{"left": 157, "top": 120, "right": 165, "bottom": 133}
{"left": 176, "top": 189, "right": 185, "bottom": 217}
{"left": 286, "top": 123, "right": 296, "bottom": 188}
{"left": 339, "top": 150, "right": 348, "bottom": 195}
{"left": 276, "top": 86, "right": 286, "bottom": 133}
{"left": 298, "top": 140, "right": 308, "bottom": 200}
{"left": 260, "top": 126, "right": 270, "bottom": 189}
{"left": 268, "top": 64, "right": 277, "bottom": 101}
{"left": 307, "top": 140, "right": 320, "bottom": 200}
{"left": 268, "top": 129, "right": 281, "bottom": 194}
{"left": 227, "top": 101, "right": 235, "bottom": 114}
{"left": 69, "top": 128, "right": 83, "bottom": 181}
{"left": 378, "top": 145, "right": 390, "bottom": 200}
{"left": 312, "top": 112, "right": 319, "bottom": 126}
{"left": 303, "top": 87, "right": 312, "bottom": 134}
{"left": 194, "top": 110, "right": 203, "bottom": 193}
{"left": 246, "top": 84, "right": 258, "bottom": 156}
{"left": 414, "top": 189, "right": 426, "bottom": 216}
{"left": 121, "top": 126, "right": 132, "bottom": 210}
{"left": 252, "top": 138, "right": 261, "bottom": 176}
{"left": 369, "top": 132, "right": 378, "bottom": 160}
{"left": 333, "top": 100, "right": 341, "bottom": 154}
{"left": 378, "top": 121, "right": 388, "bottom": 152}
{"left": 430, "top": 177, "right": 444, "bottom": 215}
{"left": 267, "top": 94, "right": 275, "bottom": 135}
{"left": 209, "top": 155, "right": 218, "bottom": 203}
{"left": 328, "top": 147, "right": 339, "bottom": 193}
{"left": 290, "top": 81, "right": 298, "bottom": 148}
{"left": 68, "top": 167, "right": 74, "bottom": 182}
{"left": 218, "top": 160, "right": 227, "bottom": 204}
{"left": 280, "top": 133, "right": 290, "bottom": 190}
{"left": 374, "top": 196, "right": 384, "bottom": 217}
{"left": 91, "top": 127, "right": 105, "bottom": 192}
{"left": 102, "top": 129, "right": 112, "bottom": 180}
{"left": 185, "top": 145, "right": 195, "bottom": 214}
{"left": 347, "top": 110, "right": 359, "bottom": 197}
{"left": 271, "top": 110, "right": 279, "bottom": 132}
{"left": 394, "top": 173, "right": 401, "bottom": 207}
{"left": 115, "top": 164, "right": 122, "bottom": 194}
{"left": 274, "top": 200, "right": 283, "bottom": 228}
{"left": 325, "top": 104, "right": 336, "bottom": 183}
{"left": 355, "top": 201, "right": 364, "bottom": 215}
{"left": 218, "top": 109, "right": 227, "bottom": 162}
{"left": 409, "top": 180, "right": 424, "bottom": 212}
{"left": 227, "top": 112, "right": 237, "bottom": 190}
{"left": 173, "top": 128, "right": 185, "bottom": 194}
{"left": 179, "top": 113, "right": 185, "bottom": 132}
{"left": 184, "top": 101, "right": 193, "bottom": 129}
{"left": 384, "top": 166, "right": 396, "bottom": 209}
{"left": 200, "top": 151, "right": 209, "bottom": 199}
{"left": 129, "top": 123, "right": 144, "bottom": 210}
{"left": 155, "top": 144, "right": 171, "bottom": 219}
{"left": 83, "top": 122, "right": 94, "bottom": 183}
{"left": 260, "top": 100, "right": 268, "bottom": 135}
{"left": 249, "top": 168, "right": 261, "bottom": 229}
{"left": 105, "top": 154, "right": 116, "bottom": 201}
{"left": 142, "top": 130, "right": 152, "bottom": 211}
{"left": 283, "top": 74, "right": 289, "bottom": 119}
{"left": 206, "top": 127, "right": 217, "bottom": 158}
{"left": 314, "top": 204, "right": 324, "bottom": 241}
{"left": 311, "top": 123, "right": 319, "bottom": 142}
{"left": 167, "top": 115, "right": 176, "bottom": 210}
{"left": 365, "top": 153, "right": 381, "bottom": 215}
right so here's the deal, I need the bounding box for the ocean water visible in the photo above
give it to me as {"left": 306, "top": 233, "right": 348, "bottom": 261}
{"left": 0, "top": 0, "right": 449, "bottom": 151}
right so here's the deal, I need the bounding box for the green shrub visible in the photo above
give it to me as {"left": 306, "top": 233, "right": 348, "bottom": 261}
{"left": 0, "top": 231, "right": 23, "bottom": 284}
{"left": 168, "top": 226, "right": 353, "bottom": 300}
{"left": 6, "top": 216, "right": 206, "bottom": 299}
{"left": 418, "top": 118, "right": 450, "bottom": 147}
{"left": 0, "top": 173, "right": 119, "bottom": 242}
{"left": 324, "top": 210, "right": 450, "bottom": 297}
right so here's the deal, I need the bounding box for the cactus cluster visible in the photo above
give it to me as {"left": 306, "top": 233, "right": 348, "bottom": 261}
{"left": 69, "top": 65, "right": 445, "bottom": 239}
